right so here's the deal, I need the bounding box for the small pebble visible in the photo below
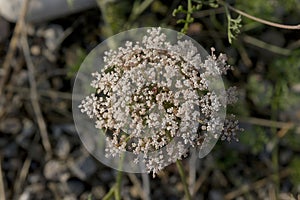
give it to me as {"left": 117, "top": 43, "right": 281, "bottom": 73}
{"left": 55, "top": 136, "right": 71, "bottom": 159}
{"left": 208, "top": 189, "right": 224, "bottom": 200}
{"left": 66, "top": 177, "right": 85, "bottom": 196}
{"left": 63, "top": 195, "right": 77, "bottom": 200}
{"left": 68, "top": 154, "right": 97, "bottom": 180}
{"left": 67, "top": 177, "right": 85, "bottom": 196}
{"left": 98, "top": 169, "right": 113, "bottom": 183}
{"left": 16, "top": 118, "right": 35, "bottom": 148}
{"left": 44, "top": 160, "right": 68, "bottom": 181}
{"left": 21, "top": 118, "right": 35, "bottom": 136}
{"left": 92, "top": 185, "right": 106, "bottom": 199}
{"left": 19, "top": 190, "right": 31, "bottom": 200}
{"left": 10, "top": 70, "right": 28, "bottom": 87}
{"left": 0, "top": 117, "right": 22, "bottom": 134}
{"left": 3, "top": 142, "right": 18, "bottom": 157}
{"left": 43, "top": 25, "right": 64, "bottom": 51}
{"left": 31, "top": 45, "right": 41, "bottom": 56}
{"left": 61, "top": 124, "right": 77, "bottom": 135}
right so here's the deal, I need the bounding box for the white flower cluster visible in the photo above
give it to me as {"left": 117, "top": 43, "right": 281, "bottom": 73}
{"left": 79, "top": 27, "right": 241, "bottom": 176}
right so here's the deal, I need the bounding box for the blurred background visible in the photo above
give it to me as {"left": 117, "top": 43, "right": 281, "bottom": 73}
{"left": 0, "top": 0, "right": 299, "bottom": 199}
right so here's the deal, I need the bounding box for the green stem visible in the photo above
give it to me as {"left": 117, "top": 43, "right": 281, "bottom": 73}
{"left": 224, "top": 5, "right": 232, "bottom": 44}
{"left": 183, "top": 0, "right": 193, "bottom": 32}
{"left": 176, "top": 160, "right": 192, "bottom": 200}
{"left": 114, "top": 170, "right": 122, "bottom": 200}
{"left": 128, "top": 0, "right": 154, "bottom": 24}
{"left": 242, "top": 35, "right": 291, "bottom": 56}
{"left": 114, "top": 153, "right": 125, "bottom": 200}
{"left": 103, "top": 185, "right": 116, "bottom": 200}
{"left": 102, "top": 152, "right": 125, "bottom": 200}
{"left": 165, "top": 131, "right": 191, "bottom": 199}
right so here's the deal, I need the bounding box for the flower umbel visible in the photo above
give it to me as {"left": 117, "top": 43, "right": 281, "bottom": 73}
{"left": 78, "top": 27, "right": 242, "bottom": 176}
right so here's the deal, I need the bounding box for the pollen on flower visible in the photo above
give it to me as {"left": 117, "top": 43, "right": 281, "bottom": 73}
{"left": 78, "top": 27, "right": 241, "bottom": 176}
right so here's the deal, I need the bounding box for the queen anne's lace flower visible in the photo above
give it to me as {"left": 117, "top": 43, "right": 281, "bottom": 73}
{"left": 79, "top": 27, "right": 242, "bottom": 177}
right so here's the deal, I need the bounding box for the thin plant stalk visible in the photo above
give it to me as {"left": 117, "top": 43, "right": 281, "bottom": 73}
{"left": 102, "top": 153, "right": 125, "bottom": 200}
{"left": 183, "top": 0, "right": 193, "bottom": 32}
{"left": 176, "top": 160, "right": 192, "bottom": 200}
{"left": 103, "top": 185, "right": 116, "bottom": 200}
{"left": 114, "top": 153, "right": 124, "bottom": 200}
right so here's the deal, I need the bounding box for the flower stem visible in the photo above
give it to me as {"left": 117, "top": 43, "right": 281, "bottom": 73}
{"left": 102, "top": 185, "right": 116, "bottom": 200}
{"left": 183, "top": 0, "right": 193, "bottom": 32}
{"left": 114, "top": 153, "right": 125, "bottom": 200}
{"left": 102, "top": 153, "right": 125, "bottom": 200}
{"left": 114, "top": 168, "right": 123, "bottom": 200}
{"left": 176, "top": 160, "right": 192, "bottom": 200}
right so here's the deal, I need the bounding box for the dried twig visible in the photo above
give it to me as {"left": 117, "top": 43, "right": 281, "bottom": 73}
{"left": 0, "top": 0, "right": 30, "bottom": 95}
{"left": 218, "top": 0, "right": 300, "bottom": 30}
{"left": 243, "top": 35, "right": 292, "bottom": 56}
{"left": 128, "top": 174, "right": 147, "bottom": 200}
{"left": 193, "top": 164, "right": 212, "bottom": 194}
{"left": 13, "top": 158, "right": 31, "bottom": 199}
{"left": 0, "top": 0, "right": 30, "bottom": 119}
{"left": 235, "top": 42, "right": 252, "bottom": 68}
{"left": 287, "top": 39, "right": 300, "bottom": 50}
{"left": 0, "top": 156, "right": 6, "bottom": 200}
{"left": 277, "top": 122, "right": 294, "bottom": 138}
{"left": 21, "top": 27, "right": 52, "bottom": 156}
{"left": 5, "top": 85, "right": 73, "bottom": 100}
{"left": 239, "top": 117, "right": 296, "bottom": 129}
{"left": 128, "top": 0, "right": 154, "bottom": 24}
{"left": 224, "top": 169, "right": 290, "bottom": 200}
{"left": 268, "top": 184, "right": 277, "bottom": 200}
{"left": 48, "top": 182, "right": 61, "bottom": 200}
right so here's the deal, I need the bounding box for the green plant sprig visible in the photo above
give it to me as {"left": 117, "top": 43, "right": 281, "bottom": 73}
{"left": 173, "top": 0, "right": 300, "bottom": 43}
{"left": 172, "top": 0, "right": 202, "bottom": 33}
{"left": 225, "top": 6, "right": 242, "bottom": 44}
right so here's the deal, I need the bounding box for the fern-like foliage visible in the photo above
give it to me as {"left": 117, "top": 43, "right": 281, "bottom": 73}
{"left": 225, "top": 6, "right": 242, "bottom": 44}
{"left": 172, "top": 0, "right": 203, "bottom": 33}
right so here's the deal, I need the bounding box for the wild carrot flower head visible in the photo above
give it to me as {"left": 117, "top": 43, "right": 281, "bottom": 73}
{"left": 74, "top": 27, "right": 242, "bottom": 176}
